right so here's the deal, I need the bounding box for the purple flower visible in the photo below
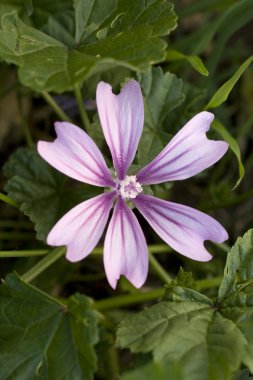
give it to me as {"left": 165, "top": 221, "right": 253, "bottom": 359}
{"left": 38, "top": 80, "right": 228, "bottom": 289}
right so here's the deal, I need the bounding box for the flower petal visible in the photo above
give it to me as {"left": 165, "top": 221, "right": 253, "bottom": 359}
{"left": 47, "top": 192, "right": 115, "bottom": 262}
{"left": 38, "top": 122, "right": 115, "bottom": 187}
{"left": 134, "top": 194, "right": 228, "bottom": 261}
{"left": 96, "top": 80, "right": 144, "bottom": 180}
{"left": 104, "top": 197, "right": 148, "bottom": 289}
{"left": 137, "top": 112, "right": 229, "bottom": 185}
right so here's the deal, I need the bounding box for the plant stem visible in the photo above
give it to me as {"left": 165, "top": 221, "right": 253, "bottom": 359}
{"left": 0, "top": 244, "right": 171, "bottom": 260}
{"left": 0, "top": 193, "right": 18, "bottom": 208}
{"left": 196, "top": 276, "right": 223, "bottom": 291}
{"left": 22, "top": 247, "right": 66, "bottom": 283}
{"left": 95, "top": 288, "right": 165, "bottom": 311}
{"left": 95, "top": 275, "right": 223, "bottom": 311}
{"left": 74, "top": 85, "right": 91, "bottom": 132}
{"left": 105, "top": 345, "right": 120, "bottom": 380}
{"left": 91, "top": 244, "right": 172, "bottom": 255}
{"left": 148, "top": 250, "right": 172, "bottom": 284}
{"left": 0, "top": 250, "right": 49, "bottom": 258}
{"left": 41, "top": 91, "right": 72, "bottom": 122}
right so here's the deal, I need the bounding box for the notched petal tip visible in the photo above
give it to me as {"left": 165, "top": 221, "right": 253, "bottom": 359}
{"left": 37, "top": 120, "right": 114, "bottom": 187}
{"left": 37, "top": 140, "right": 50, "bottom": 159}
{"left": 137, "top": 111, "right": 228, "bottom": 185}
{"left": 96, "top": 79, "right": 144, "bottom": 179}
{"left": 134, "top": 194, "right": 228, "bottom": 263}
{"left": 104, "top": 199, "right": 148, "bottom": 289}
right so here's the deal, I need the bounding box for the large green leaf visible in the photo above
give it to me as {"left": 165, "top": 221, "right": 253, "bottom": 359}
{"left": 0, "top": 1, "right": 177, "bottom": 93}
{"left": 117, "top": 229, "right": 253, "bottom": 380}
{"left": 0, "top": 273, "right": 98, "bottom": 380}
{"left": 3, "top": 147, "right": 100, "bottom": 241}
{"left": 137, "top": 67, "right": 185, "bottom": 165}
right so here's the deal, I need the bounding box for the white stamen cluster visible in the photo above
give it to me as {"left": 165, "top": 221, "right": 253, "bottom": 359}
{"left": 119, "top": 175, "right": 143, "bottom": 200}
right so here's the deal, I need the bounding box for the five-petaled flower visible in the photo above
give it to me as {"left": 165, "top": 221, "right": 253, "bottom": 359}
{"left": 38, "top": 80, "right": 228, "bottom": 289}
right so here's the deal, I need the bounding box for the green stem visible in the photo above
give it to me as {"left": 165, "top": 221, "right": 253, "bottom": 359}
{"left": 95, "top": 275, "right": 223, "bottom": 311}
{"left": 196, "top": 276, "right": 223, "bottom": 291}
{"left": 74, "top": 85, "right": 91, "bottom": 132}
{"left": 22, "top": 247, "right": 66, "bottom": 283}
{"left": 41, "top": 91, "right": 72, "bottom": 122}
{"left": 105, "top": 344, "right": 120, "bottom": 379}
{"left": 0, "top": 244, "right": 171, "bottom": 260}
{"left": 0, "top": 249, "right": 49, "bottom": 258}
{"left": 95, "top": 288, "right": 165, "bottom": 311}
{"left": 148, "top": 250, "right": 172, "bottom": 284}
{"left": 0, "top": 193, "right": 18, "bottom": 208}
{"left": 91, "top": 244, "right": 172, "bottom": 255}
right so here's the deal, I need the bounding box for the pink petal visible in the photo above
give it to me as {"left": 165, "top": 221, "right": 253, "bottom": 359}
{"left": 137, "top": 112, "right": 229, "bottom": 185}
{"left": 134, "top": 194, "right": 228, "bottom": 261}
{"left": 47, "top": 192, "right": 115, "bottom": 262}
{"left": 38, "top": 122, "right": 115, "bottom": 187}
{"left": 104, "top": 197, "right": 148, "bottom": 289}
{"left": 96, "top": 80, "right": 144, "bottom": 180}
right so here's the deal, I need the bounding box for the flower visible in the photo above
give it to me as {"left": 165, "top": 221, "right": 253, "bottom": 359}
{"left": 38, "top": 80, "right": 228, "bottom": 289}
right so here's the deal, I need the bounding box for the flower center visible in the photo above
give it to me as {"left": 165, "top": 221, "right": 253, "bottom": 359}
{"left": 119, "top": 175, "right": 143, "bottom": 200}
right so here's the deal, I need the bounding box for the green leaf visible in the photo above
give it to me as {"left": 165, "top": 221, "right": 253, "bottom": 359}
{"left": 0, "top": 1, "right": 178, "bottom": 93}
{"left": 137, "top": 67, "right": 185, "bottom": 165}
{"left": 117, "top": 229, "right": 253, "bottom": 380}
{"left": 218, "top": 229, "right": 253, "bottom": 301}
{"left": 0, "top": 273, "right": 98, "bottom": 380}
{"left": 41, "top": 12, "right": 75, "bottom": 47}
{"left": 166, "top": 49, "right": 209, "bottom": 76}
{"left": 211, "top": 119, "right": 244, "bottom": 189}
{"left": 206, "top": 55, "right": 253, "bottom": 109}
{"left": 167, "top": 267, "right": 195, "bottom": 288}
{"left": 74, "top": 0, "right": 116, "bottom": 45}
{"left": 3, "top": 147, "right": 100, "bottom": 241}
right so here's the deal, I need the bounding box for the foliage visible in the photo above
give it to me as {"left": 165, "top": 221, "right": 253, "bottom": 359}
{"left": 0, "top": 0, "right": 253, "bottom": 378}
{"left": 117, "top": 230, "right": 253, "bottom": 380}
{"left": 0, "top": 273, "right": 98, "bottom": 380}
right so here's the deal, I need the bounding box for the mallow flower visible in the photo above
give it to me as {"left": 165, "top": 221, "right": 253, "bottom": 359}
{"left": 38, "top": 80, "right": 228, "bottom": 289}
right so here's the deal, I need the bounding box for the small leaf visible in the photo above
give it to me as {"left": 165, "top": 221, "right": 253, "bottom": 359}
{"left": 218, "top": 229, "right": 253, "bottom": 301}
{"left": 166, "top": 49, "right": 209, "bottom": 76}
{"left": 206, "top": 55, "right": 253, "bottom": 109}
{"left": 0, "top": 273, "right": 98, "bottom": 380}
{"left": 4, "top": 147, "right": 100, "bottom": 241}
{"left": 169, "top": 267, "right": 195, "bottom": 288}
{"left": 211, "top": 119, "right": 244, "bottom": 189}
